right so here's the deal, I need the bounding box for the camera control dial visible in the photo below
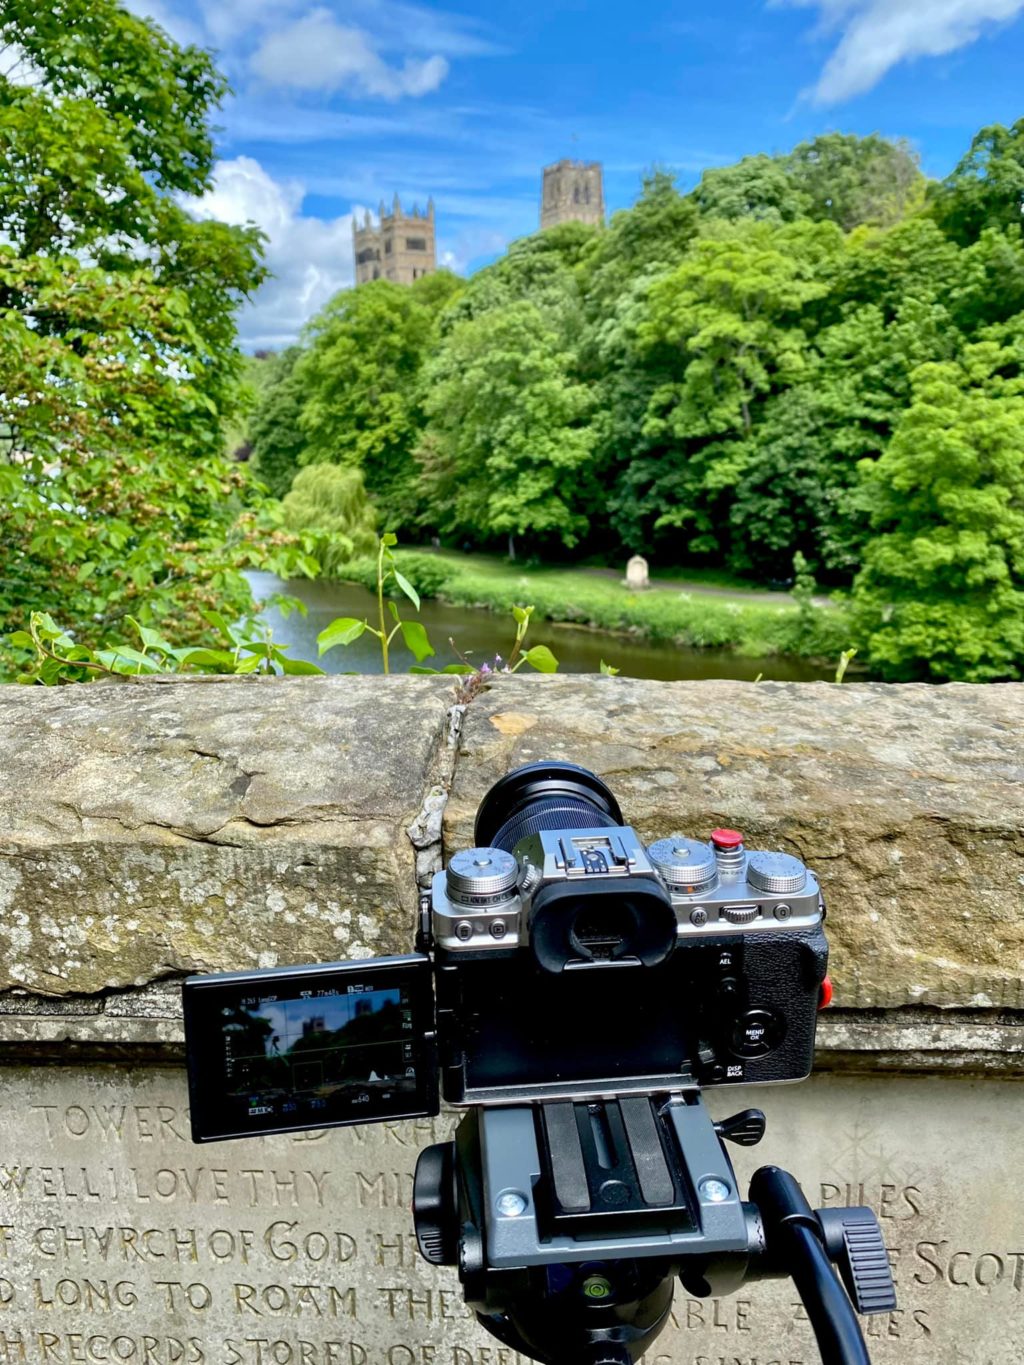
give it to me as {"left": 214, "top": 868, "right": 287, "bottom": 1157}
{"left": 747, "top": 851, "right": 807, "bottom": 896}
{"left": 446, "top": 847, "right": 519, "bottom": 907}
{"left": 647, "top": 837, "right": 717, "bottom": 890}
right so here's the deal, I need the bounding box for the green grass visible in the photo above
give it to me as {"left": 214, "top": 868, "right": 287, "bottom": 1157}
{"left": 571, "top": 555, "right": 774, "bottom": 594}
{"left": 338, "top": 548, "right": 852, "bottom": 663}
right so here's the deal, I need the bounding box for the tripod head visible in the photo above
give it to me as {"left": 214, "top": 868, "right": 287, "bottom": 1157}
{"left": 413, "top": 1090, "right": 896, "bottom": 1365}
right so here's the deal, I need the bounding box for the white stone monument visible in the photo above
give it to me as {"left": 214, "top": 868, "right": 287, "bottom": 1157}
{"left": 624, "top": 554, "right": 649, "bottom": 590}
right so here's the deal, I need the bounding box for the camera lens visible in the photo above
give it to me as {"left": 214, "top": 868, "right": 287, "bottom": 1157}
{"left": 475, "top": 761, "right": 623, "bottom": 853}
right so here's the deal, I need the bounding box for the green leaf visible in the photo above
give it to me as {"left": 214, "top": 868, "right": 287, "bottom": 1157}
{"left": 522, "top": 644, "right": 558, "bottom": 673}
{"left": 126, "top": 617, "right": 173, "bottom": 653}
{"left": 202, "top": 610, "right": 232, "bottom": 636}
{"left": 408, "top": 666, "right": 441, "bottom": 675}
{"left": 7, "top": 631, "right": 34, "bottom": 648}
{"left": 31, "top": 612, "right": 64, "bottom": 641}
{"left": 512, "top": 605, "right": 533, "bottom": 625}
{"left": 388, "top": 599, "right": 400, "bottom": 623}
{"left": 173, "top": 647, "right": 234, "bottom": 668}
{"left": 393, "top": 570, "right": 420, "bottom": 612}
{"left": 279, "top": 657, "right": 327, "bottom": 676}
{"left": 317, "top": 617, "right": 367, "bottom": 654}
{"left": 599, "top": 659, "right": 620, "bottom": 676}
{"left": 96, "top": 646, "right": 158, "bottom": 673}
{"left": 233, "top": 653, "right": 264, "bottom": 673}
{"left": 399, "top": 619, "right": 435, "bottom": 663}
{"left": 381, "top": 533, "right": 398, "bottom": 547}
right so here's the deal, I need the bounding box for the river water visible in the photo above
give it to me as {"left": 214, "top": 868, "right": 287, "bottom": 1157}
{"left": 246, "top": 572, "right": 830, "bottom": 682}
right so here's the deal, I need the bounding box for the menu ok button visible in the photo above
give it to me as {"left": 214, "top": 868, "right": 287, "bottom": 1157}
{"left": 730, "top": 1008, "right": 784, "bottom": 1058}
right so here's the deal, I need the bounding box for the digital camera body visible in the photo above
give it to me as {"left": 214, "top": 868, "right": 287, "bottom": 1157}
{"left": 184, "top": 762, "right": 828, "bottom": 1143}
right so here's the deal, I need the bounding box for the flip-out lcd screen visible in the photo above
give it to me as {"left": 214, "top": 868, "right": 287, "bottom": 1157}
{"left": 184, "top": 955, "right": 437, "bottom": 1141}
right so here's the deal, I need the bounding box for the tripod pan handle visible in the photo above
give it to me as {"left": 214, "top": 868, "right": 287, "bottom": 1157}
{"left": 749, "top": 1166, "right": 874, "bottom": 1365}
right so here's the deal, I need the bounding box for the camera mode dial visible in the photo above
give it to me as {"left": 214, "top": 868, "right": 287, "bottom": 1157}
{"left": 747, "top": 851, "right": 807, "bottom": 896}
{"left": 647, "top": 837, "right": 717, "bottom": 891}
{"left": 446, "top": 847, "right": 519, "bottom": 907}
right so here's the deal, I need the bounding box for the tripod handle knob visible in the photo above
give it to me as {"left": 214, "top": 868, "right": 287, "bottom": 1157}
{"left": 714, "top": 1108, "right": 766, "bottom": 1146}
{"left": 413, "top": 1142, "right": 459, "bottom": 1266}
{"left": 815, "top": 1208, "right": 897, "bottom": 1315}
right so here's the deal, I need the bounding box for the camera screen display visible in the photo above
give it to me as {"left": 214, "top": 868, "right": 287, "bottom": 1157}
{"left": 184, "top": 955, "right": 438, "bottom": 1142}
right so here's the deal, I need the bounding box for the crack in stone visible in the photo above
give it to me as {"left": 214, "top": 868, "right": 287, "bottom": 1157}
{"left": 405, "top": 699, "right": 466, "bottom": 888}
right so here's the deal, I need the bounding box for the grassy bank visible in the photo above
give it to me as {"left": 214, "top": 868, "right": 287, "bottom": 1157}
{"left": 339, "top": 550, "right": 853, "bottom": 663}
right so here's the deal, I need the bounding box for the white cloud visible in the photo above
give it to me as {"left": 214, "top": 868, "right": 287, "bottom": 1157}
{"left": 778, "top": 0, "right": 1024, "bottom": 103}
{"left": 183, "top": 156, "right": 355, "bottom": 351}
{"left": 250, "top": 8, "right": 448, "bottom": 98}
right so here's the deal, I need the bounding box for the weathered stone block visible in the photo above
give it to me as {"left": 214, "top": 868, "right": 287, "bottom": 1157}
{"left": 0, "top": 678, "right": 453, "bottom": 994}
{"left": 448, "top": 677, "right": 1024, "bottom": 1010}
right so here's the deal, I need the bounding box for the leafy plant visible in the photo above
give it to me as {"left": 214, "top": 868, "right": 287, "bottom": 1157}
{"left": 10, "top": 607, "right": 325, "bottom": 685}
{"left": 317, "top": 534, "right": 434, "bottom": 674}
{"left": 316, "top": 535, "right": 561, "bottom": 680}
{"left": 834, "top": 648, "right": 858, "bottom": 684}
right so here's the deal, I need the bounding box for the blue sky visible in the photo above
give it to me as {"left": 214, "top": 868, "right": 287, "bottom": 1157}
{"left": 132, "top": 0, "right": 1024, "bottom": 349}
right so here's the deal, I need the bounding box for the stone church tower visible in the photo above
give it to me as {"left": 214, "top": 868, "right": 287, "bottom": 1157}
{"left": 352, "top": 195, "right": 436, "bottom": 286}
{"left": 540, "top": 160, "right": 605, "bottom": 230}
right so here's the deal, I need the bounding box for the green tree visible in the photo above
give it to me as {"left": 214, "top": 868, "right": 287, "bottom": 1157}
{"left": 419, "top": 302, "right": 597, "bottom": 557}
{"left": 695, "top": 135, "right": 922, "bottom": 232}
{"left": 694, "top": 154, "right": 811, "bottom": 224}
{"left": 609, "top": 219, "right": 841, "bottom": 560}
{"left": 249, "top": 348, "right": 307, "bottom": 498}
{"left": 0, "top": 0, "right": 270, "bottom": 663}
{"left": 728, "top": 292, "right": 964, "bottom": 579}
{"left": 640, "top": 219, "right": 842, "bottom": 440}
{"left": 786, "top": 133, "right": 923, "bottom": 231}
{"left": 852, "top": 340, "right": 1024, "bottom": 680}
{"left": 281, "top": 465, "right": 378, "bottom": 574}
{"left": 932, "top": 119, "right": 1024, "bottom": 245}
{"left": 295, "top": 271, "right": 462, "bottom": 529}
{"left": 581, "top": 171, "right": 698, "bottom": 313}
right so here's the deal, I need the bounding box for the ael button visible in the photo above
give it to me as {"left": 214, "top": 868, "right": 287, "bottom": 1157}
{"left": 818, "top": 975, "right": 834, "bottom": 1010}
{"left": 711, "top": 828, "right": 744, "bottom": 850}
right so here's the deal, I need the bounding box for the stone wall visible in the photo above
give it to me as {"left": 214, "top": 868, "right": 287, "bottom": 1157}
{"left": 0, "top": 676, "right": 1021, "bottom": 1365}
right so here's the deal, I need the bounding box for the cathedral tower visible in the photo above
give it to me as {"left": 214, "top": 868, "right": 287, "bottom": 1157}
{"left": 540, "top": 160, "right": 604, "bottom": 230}
{"left": 352, "top": 195, "right": 437, "bottom": 286}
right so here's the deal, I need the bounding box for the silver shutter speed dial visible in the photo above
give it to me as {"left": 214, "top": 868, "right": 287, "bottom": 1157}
{"left": 746, "top": 851, "right": 807, "bottom": 896}
{"left": 647, "top": 837, "right": 717, "bottom": 890}
{"left": 446, "top": 847, "right": 519, "bottom": 907}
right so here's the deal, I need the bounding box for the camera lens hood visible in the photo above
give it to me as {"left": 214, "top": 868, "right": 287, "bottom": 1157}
{"left": 474, "top": 761, "right": 624, "bottom": 853}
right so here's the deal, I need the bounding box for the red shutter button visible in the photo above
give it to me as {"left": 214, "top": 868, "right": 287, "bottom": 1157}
{"left": 818, "top": 975, "right": 833, "bottom": 1010}
{"left": 711, "top": 828, "right": 744, "bottom": 850}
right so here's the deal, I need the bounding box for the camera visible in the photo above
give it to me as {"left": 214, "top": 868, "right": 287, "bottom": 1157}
{"left": 184, "top": 761, "right": 828, "bottom": 1140}
{"left": 183, "top": 761, "right": 895, "bottom": 1365}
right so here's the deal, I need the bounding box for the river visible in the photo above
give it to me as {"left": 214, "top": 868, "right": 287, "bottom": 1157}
{"left": 246, "top": 572, "right": 830, "bottom": 682}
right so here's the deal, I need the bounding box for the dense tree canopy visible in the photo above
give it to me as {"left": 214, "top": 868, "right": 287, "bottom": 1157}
{"left": 236, "top": 119, "right": 1024, "bottom": 681}
{"left": 0, "top": 0, "right": 275, "bottom": 654}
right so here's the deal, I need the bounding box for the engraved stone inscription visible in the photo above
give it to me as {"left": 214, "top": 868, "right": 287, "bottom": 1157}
{"left": 0, "top": 1069, "right": 1019, "bottom": 1364}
